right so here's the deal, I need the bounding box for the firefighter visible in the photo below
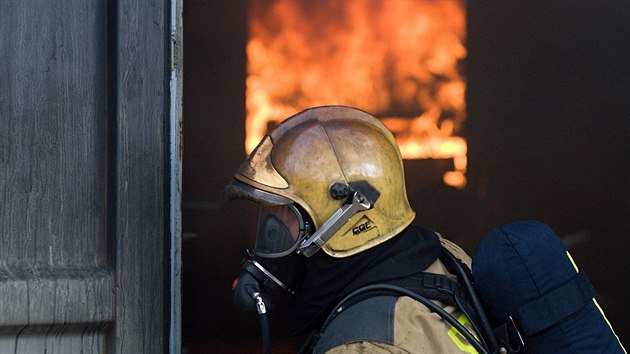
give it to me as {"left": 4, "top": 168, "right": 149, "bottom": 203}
{"left": 227, "top": 106, "right": 485, "bottom": 353}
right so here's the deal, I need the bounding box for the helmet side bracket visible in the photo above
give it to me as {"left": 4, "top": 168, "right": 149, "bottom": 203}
{"left": 297, "top": 181, "right": 380, "bottom": 257}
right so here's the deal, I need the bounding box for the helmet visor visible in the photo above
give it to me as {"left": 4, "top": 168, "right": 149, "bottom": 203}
{"left": 253, "top": 204, "right": 305, "bottom": 258}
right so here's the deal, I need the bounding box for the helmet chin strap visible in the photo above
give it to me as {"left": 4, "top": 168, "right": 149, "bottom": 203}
{"left": 297, "top": 189, "right": 377, "bottom": 257}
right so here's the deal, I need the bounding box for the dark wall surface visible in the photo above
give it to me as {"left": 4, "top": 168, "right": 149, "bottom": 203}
{"left": 466, "top": 1, "right": 630, "bottom": 345}
{"left": 182, "top": 0, "right": 629, "bottom": 352}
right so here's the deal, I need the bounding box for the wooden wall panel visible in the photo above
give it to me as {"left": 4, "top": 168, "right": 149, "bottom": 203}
{"left": 1, "top": 0, "right": 174, "bottom": 352}
{"left": 0, "top": 1, "right": 114, "bottom": 353}
{"left": 0, "top": 0, "right": 107, "bottom": 269}
{"left": 108, "top": 0, "right": 170, "bottom": 353}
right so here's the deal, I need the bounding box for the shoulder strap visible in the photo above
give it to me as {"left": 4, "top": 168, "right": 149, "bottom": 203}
{"left": 301, "top": 246, "right": 505, "bottom": 354}
{"left": 310, "top": 283, "right": 490, "bottom": 354}
{"left": 379, "top": 272, "right": 465, "bottom": 307}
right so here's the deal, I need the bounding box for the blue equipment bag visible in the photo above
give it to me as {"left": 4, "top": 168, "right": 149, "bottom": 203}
{"left": 473, "top": 220, "right": 626, "bottom": 353}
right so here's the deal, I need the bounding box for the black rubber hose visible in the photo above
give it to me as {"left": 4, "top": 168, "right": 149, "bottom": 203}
{"left": 259, "top": 312, "right": 272, "bottom": 354}
{"left": 250, "top": 291, "right": 273, "bottom": 354}
{"left": 453, "top": 291, "right": 487, "bottom": 349}
{"left": 442, "top": 250, "right": 499, "bottom": 352}
{"left": 322, "top": 284, "right": 489, "bottom": 354}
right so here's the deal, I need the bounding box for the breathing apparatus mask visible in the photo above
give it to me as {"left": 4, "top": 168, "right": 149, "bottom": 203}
{"left": 229, "top": 198, "right": 319, "bottom": 354}
{"left": 232, "top": 202, "right": 312, "bottom": 314}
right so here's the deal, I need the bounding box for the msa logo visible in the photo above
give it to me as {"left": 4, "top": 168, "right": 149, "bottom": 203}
{"left": 352, "top": 221, "right": 372, "bottom": 235}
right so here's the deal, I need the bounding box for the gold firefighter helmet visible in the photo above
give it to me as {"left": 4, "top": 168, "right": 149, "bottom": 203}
{"left": 225, "top": 106, "right": 416, "bottom": 258}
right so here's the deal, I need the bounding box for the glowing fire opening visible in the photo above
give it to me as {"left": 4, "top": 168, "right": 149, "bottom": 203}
{"left": 246, "top": 0, "right": 467, "bottom": 189}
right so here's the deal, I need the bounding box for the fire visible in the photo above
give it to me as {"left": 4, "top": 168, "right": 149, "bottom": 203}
{"left": 247, "top": 0, "right": 467, "bottom": 188}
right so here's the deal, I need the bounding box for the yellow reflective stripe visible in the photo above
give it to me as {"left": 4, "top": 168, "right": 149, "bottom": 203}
{"left": 566, "top": 251, "right": 579, "bottom": 272}
{"left": 593, "top": 298, "right": 628, "bottom": 353}
{"left": 567, "top": 251, "right": 627, "bottom": 353}
{"left": 447, "top": 313, "right": 478, "bottom": 354}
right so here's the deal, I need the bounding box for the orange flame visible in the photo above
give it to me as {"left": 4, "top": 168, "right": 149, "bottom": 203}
{"left": 247, "top": 0, "right": 467, "bottom": 188}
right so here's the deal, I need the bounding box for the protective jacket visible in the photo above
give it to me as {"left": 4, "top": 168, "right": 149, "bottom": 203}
{"left": 291, "top": 225, "right": 480, "bottom": 354}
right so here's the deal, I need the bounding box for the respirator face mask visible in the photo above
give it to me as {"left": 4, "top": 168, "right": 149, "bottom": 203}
{"left": 254, "top": 204, "right": 304, "bottom": 258}
{"left": 232, "top": 203, "right": 311, "bottom": 314}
